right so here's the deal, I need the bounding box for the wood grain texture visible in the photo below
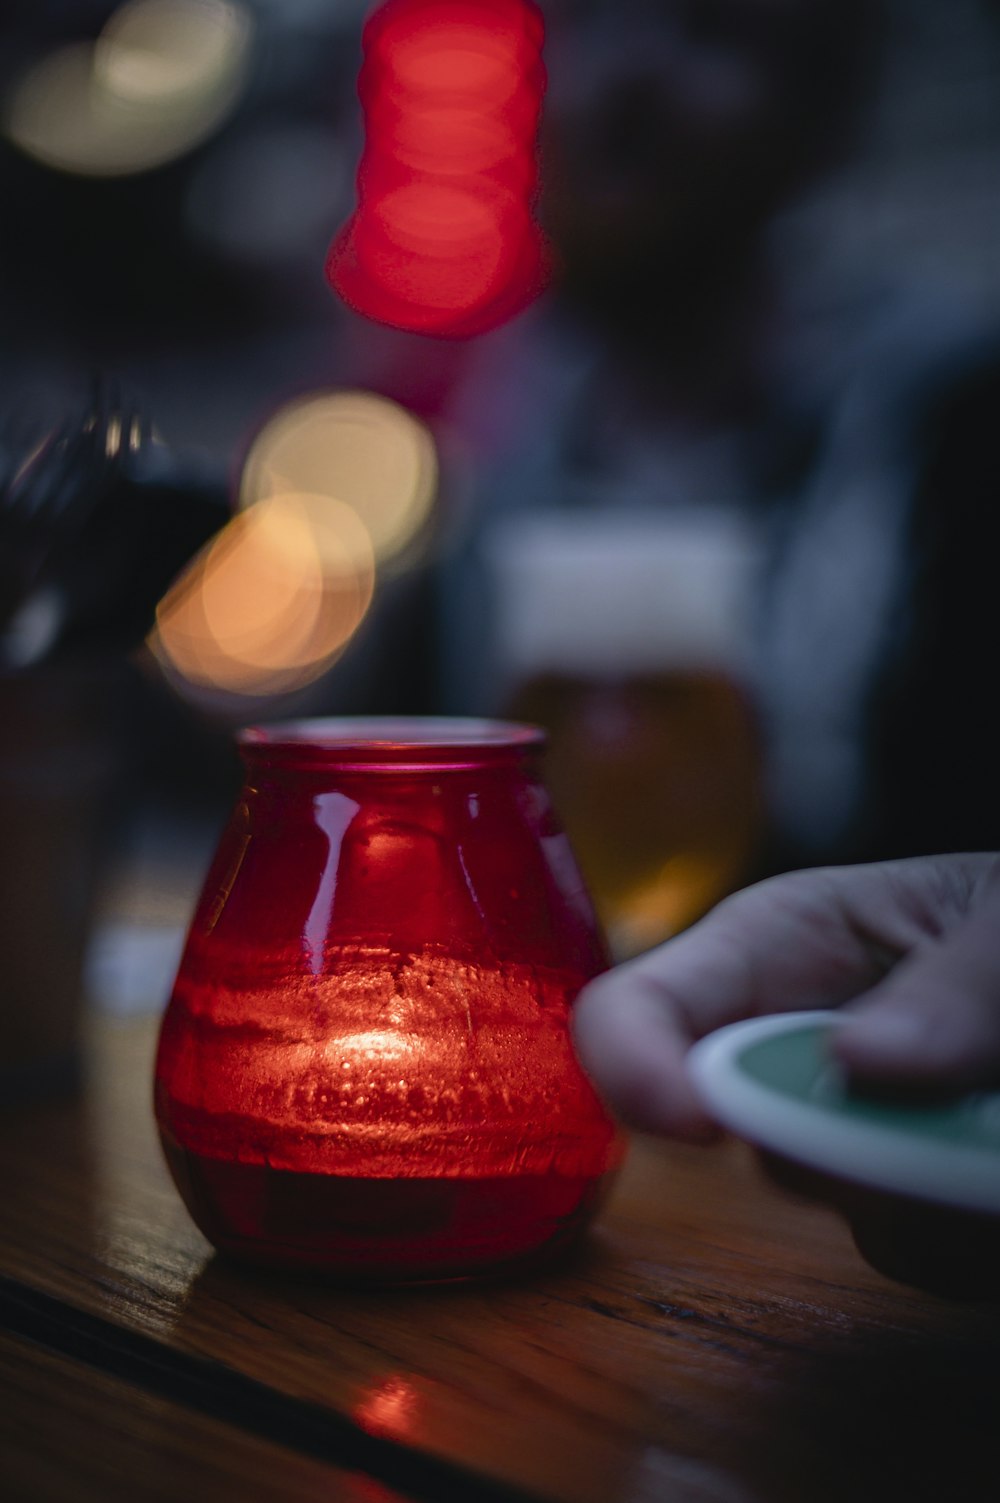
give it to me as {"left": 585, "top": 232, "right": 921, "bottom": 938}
{"left": 1, "top": 1015, "right": 998, "bottom": 1503}
{"left": 0, "top": 1333, "right": 405, "bottom": 1503}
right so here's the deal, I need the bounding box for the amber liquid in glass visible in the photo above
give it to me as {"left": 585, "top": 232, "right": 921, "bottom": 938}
{"left": 507, "top": 670, "right": 761, "bottom": 957}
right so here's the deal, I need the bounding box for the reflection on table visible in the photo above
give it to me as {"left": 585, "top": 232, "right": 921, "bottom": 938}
{"left": 1, "top": 1011, "right": 997, "bottom": 1503}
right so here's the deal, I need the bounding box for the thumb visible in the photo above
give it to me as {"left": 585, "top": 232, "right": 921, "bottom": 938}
{"left": 833, "top": 878, "right": 1000, "bottom": 1091}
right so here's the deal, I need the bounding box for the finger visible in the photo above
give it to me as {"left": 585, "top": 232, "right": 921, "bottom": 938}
{"left": 833, "top": 876, "right": 1000, "bottom": 1090}
{"left": 575, "top": 855, "right": 999, "bottom": 1136}
{"left": 574, "top": 966, "right": 722, "bottom": 1140}
{"left": 574, "top": 864, "right": 918, "bottom": 1138}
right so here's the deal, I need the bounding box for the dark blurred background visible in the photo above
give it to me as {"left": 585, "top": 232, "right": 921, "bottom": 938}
{"left": 2, "top": 0, "right": 1000, "bottom": 1071}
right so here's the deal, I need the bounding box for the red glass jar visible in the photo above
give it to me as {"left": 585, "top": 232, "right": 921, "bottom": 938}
{"left": 154, "top": 719, "right": 623, "bottom": 1279}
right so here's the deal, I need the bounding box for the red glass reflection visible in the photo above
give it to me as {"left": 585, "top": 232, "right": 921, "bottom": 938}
{"left": 326, "top": 0, "right": 549, "bottom": 337}
{"left": 353, "top": 1374, "right": 420, "bottom": 1440}
{"left": 154, "top": 720, "right": 623, "bottom": 1279}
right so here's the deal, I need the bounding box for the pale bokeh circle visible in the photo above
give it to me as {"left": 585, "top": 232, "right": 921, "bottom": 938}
{"left": 152, "top": 492, "right": 375, "bottom": 696}
{"left": 240, "top": 390, "right": 438, "bottom": 568}
{"left": 5, "top": 1, "right": 252, "bottom": 177}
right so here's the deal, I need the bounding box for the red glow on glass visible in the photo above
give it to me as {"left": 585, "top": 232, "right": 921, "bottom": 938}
{"left": 326, "top": 0, "right": 549, "bottom": 338}
{"left": 154, "top": 720, "right": 623, "bottom": 1280}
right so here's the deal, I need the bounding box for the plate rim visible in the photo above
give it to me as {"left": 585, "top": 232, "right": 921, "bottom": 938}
{"left": 686, "top": 1011, "right": 1000, "bottom": 1214}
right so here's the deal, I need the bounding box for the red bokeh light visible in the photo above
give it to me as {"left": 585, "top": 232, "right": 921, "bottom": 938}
{"left": 326, "top": 0, "right": 549, "bottom": 338}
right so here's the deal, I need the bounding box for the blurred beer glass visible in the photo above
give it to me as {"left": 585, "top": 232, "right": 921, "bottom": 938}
{"left": 487, "top": 511, "right": 763, "bottom": 959}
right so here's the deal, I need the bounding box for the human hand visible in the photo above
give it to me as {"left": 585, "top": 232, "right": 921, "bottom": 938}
{"left": 573, "top": 854, "right": 1000, "bottom": 1140}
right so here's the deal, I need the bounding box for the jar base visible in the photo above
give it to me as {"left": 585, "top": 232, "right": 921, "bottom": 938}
{"left": 162, "top": 1136, "right": 617, "bottom": 1282}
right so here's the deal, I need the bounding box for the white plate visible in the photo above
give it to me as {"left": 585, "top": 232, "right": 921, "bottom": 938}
{"left": 687, "top": 1011, "right": 1000, "bottom": 1215}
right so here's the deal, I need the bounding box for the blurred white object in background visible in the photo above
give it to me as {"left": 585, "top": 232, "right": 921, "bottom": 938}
{"left": 5, "top": 0, "right": 254, "bottom": 177}
{"left": 489, "top": 510, "right": 760, "bottom": 688}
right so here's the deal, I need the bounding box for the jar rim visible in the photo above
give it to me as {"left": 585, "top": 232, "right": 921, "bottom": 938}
{"left": 238, "top": 716, "right": 545, "bottom": 770}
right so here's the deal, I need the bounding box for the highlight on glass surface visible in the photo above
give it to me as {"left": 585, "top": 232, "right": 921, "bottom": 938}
{"left": 154, "top": 718, "right": 624, "bottom": 1278}
{"left": 239, "top": 389, "right": 438, "bottom": 569}
{"left": 326, "top": 0, "right": 549, "bottom": 336}
{"left": 4, "top": 0, "right": 253, "bottom": 177}
{"left": 150, "top": 491, "right": 375, "bottom": 699}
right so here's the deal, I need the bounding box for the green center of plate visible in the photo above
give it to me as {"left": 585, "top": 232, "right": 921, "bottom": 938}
{"left": 737, "top": 1025, "right": 1000, "bottom": 1152}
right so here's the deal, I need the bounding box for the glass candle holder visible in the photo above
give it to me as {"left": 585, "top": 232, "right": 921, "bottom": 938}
{"left": 154, "top": 718, "right": 624, "bottom": 1279}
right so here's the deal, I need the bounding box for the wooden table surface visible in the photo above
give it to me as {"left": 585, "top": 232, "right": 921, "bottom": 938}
{"left": 1, "top": 1014, "right": 997, "bottom": 1503}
